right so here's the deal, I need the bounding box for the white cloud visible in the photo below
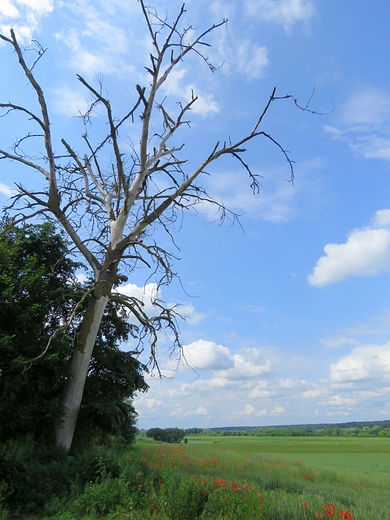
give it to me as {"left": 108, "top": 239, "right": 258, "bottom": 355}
{"left": 235, "top": 40, "right": 268, "bottom": 79}
{"left": 232, "top": 404, "right": 268, "bottom": 417}
{"left": 245, "top": 0, "right": 316, "bottom": 32}
{"left": 0, "top": 182, "right": 15, "bottom": 197}
{"left": 221, "top": 350, "right": 272, "bottom": 379}
{"left": 0, "top": 1, "right": 19, "bottom": 18}
{"left": 114, "top": 283, "right": 202, "bottom": 330}
{"left": 341, "top": 87, "right": 390, "bottom": 127}
{"left": 198, "top": 159, "right": 323, "bottom": 223}
{"left": 144, "top": 398, "right": 163, "bottom": 409}
{"left": 183, "top": 340, "right": 234, "bottom": 370}
{"left": 308, "top": 209, "right": 390, "bottom": 286}
{"left": 320, "top": 335, "right": 358, "bottom": 348}
{"left": 170, "top": 404, "right": 209, "bottom": 418}
{"left": 161, "top": 67, "right": 220, "bottom": 118}
{"left": 51, "top": 87, "right": 90, "bottom": 117}
{"left": 325, "top": 86, "right": 390, "bottom": 161}
{"left": 271, "top": 405, "right": 286, "bottom": 414}
{"left": 54, "top": 3, "right": 220, "bottom": 117}
{"left": 175, "top": 303, "right": 205, "bottom": 326}
{"left": 371, "top": 208, "right": 390, "bottom": 228}
{"left": 54, "top": 28, "right": 131, "bottom": 76}
{"left": 320, "top": 310, "right": 390, "bottom": 348}
{"left": 53, "top": 1, "right": 139, "bottom": 78}
{"left": 329, "top": 343, "right": 390, "bottom": 385}
{"left": 136, "top": 337, "right": 390, "bottom": 429}
{"left": 0, "top": 0, "right": 53, "bottom": 42}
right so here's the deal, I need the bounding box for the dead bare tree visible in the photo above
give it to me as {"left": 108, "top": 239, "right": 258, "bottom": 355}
{"left": 0, "top": 2, "right": 305, "bottom": 451}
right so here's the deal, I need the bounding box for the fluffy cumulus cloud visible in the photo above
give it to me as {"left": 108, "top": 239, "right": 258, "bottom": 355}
{"left": 308, "top": 209, "right": 390, "bottom": 286}
{"left": 183, "top": 340, "right": 234, "bottom": 370}
{"left": 135, "top": 334, "right": 390, "bottom": 428}
{"left": 135, "top": 342, "right": 318, "bottom": 428}
{"left": 245, "top": 0, "right": 316, "bottom": 32}
{"left": 329, "top": 343, "right": 390, "bottom": 385}
{"left": 0, "top": 0, "right": 54, "bottom": 42}
{"left": 113, "top": 282, "right": 203, "bottom": 328}
{"left": 298, "top": 338, "right": 390, "bottom": 420}
{"left": 324, "top": 86, "right": 390, "bottom": 160}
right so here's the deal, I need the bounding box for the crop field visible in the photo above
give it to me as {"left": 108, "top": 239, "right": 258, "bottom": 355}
{"left": 184, "top": 435, "right": 390, "bottom": 485}
{"left": 120, "top": 435, "right": 390, "bottom": 519}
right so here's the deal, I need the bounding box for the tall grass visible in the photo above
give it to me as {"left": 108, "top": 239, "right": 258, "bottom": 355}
{"left": 2, "top": 437, "right": 390, "bottom": 519}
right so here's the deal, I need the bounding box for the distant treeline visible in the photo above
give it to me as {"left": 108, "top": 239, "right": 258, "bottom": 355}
{"left": 186, "top": 420, "right": 390, "bottom": 438}
{"left": 142, "top": 421, "right": 390, "bottom": 441}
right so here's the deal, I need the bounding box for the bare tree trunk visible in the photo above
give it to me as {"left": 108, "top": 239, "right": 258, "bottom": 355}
{"left": 56, "top": 250, "right": 122, "bottom": 451}
{"left": 56, "top": 293, "right": 109, "bottom": 450}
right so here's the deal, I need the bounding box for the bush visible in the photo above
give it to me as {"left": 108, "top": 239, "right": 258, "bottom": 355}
{"left": 70, "top": 477, "right": 131, "bottom": 518}
{"left": 0, "top": 438, "right": 76, "bottom": 513}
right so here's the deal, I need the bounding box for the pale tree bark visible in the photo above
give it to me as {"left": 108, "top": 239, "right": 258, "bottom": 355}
{"left": 0, "top": 2, "right": 318, "bottom": 451}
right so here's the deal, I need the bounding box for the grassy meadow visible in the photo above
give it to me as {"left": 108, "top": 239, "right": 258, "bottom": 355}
{"left": 4, "top": 435, "right": 390, "bottom": 520}
{"left": 185, "top": 434, "right": 390, "bottom": 485}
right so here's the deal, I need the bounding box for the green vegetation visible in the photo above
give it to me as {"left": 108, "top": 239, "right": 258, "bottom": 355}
{"left": 1, "top": 435, "right": 389, "bottom": 519}
{"left": 146, "top": 427, "right": 186, "bottom": 443}
{"left": 0, "top": 221, "right": 148, "bottom": 447}
{"left": 186, "top": 420, "right": 390, "bottom": 438}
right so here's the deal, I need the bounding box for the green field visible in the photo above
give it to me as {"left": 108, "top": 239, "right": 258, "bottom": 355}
{"left": 5, "top": 435, "right": 390, "bottom": 519}
{"left": 184, "top": 435, "right": 390, "bottom": 485}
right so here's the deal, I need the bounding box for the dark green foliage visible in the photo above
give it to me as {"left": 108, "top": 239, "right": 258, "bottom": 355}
{"left": 0, "top": 437, "right": 77, "bottom": 513}
{"left": 146, "top": 427, "right": 186, "bottom": 443}
{"left": 0, "top": 438, "right": 132, "bottom": 515}
{"left": 0, "top": 220, "right": 81, "bottom": 443}
{"left": 0, "top": 221, "right": 150, "bottom": 515}
{"left": 0, "top": 220, "right": 148, "bottom": 446}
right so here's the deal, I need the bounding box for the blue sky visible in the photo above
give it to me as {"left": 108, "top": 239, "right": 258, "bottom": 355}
{"left": 2, "top": 0, "right": 390, "bottom": 430}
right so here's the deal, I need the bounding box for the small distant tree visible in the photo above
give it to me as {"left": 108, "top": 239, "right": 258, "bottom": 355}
{"left": 0, "top": 1, "right": 315, "bottom": 451}
{"left": 146, "top": 428, "right": 165, "bottom": 442}
{"left": 146, "top": 427, "right": 185, "bottom": 443}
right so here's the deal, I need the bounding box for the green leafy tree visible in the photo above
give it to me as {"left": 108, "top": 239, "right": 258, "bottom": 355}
{"left": 146, "top": 427, "right": 185, "bottom": 443}
{"left": 0, "top": 221, "right": 147, "bottom": 445}
{"left": 0, "top": 221, "right": 79, "bottom": 442}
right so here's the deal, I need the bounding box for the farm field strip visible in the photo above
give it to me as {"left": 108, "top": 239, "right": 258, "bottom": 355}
{"left": 184, "top": 435, "right": 390, "bottom": 485}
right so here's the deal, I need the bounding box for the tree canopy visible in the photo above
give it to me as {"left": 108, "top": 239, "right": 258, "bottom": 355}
{"left": 0, "top": 221, "right": 148, "bottom": 446}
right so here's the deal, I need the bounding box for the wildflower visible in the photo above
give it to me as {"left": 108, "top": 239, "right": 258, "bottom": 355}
{"left": 303, "top": 503, "right": 308, "bottom": 508}
{"left": 316, "top": 514, "right": 323, "bottom": 518}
